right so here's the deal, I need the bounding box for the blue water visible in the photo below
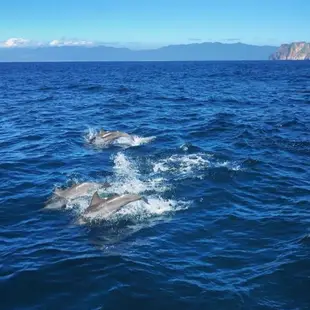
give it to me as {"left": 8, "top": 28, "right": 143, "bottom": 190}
{"left": 1, "top": 61, "right": 310, "bottom": 310}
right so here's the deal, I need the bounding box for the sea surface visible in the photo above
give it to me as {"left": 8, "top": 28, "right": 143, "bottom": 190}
{"left": 1, "top": 61, "right": 310, "bottom": 310}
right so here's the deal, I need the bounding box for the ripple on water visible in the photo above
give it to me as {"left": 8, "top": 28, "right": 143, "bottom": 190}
{"left": 1, "top": 61, "right": 310, "bottom": 310}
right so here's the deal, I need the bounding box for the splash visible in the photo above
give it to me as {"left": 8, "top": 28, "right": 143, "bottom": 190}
{"left": 104, "top": 152, "right": 170, "bottom": 194}
{"left": 213, "top": 160, "right": 242, "bottom": 171}
{"left": 108, "top": 152, "right": 148, "bottom": 193}
{"left": 152, "top": 152, "right": 242, "bottom": 179}
{"left": 84, "top": 127, "right": 97, "bottom": 143}
{"left": 79, "top": 196, "right": 189, "bottom": 225}
{"left": 153, "top": 153, "right": 211, "bottom": 175}
{"left": 115, "top": 197, "right": 188, "bottom": 218}
{"left": 128, "top": 135, "right": 156, "bottom": 146}
{"left": 61, "top": 152, "right": 187, "bottom": 224}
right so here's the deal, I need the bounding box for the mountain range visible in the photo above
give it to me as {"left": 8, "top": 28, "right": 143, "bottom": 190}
{"left": 0, "top": 42, "right": 277, "bottom": 62}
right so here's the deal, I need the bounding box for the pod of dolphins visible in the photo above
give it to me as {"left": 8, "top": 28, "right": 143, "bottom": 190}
{"left": 45, "top": 129, "right": 145, "bottom": 221}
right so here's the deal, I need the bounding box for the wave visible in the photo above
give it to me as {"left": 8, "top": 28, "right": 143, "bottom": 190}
{"left": 117, "top": 86, "right": 131, "bottom": 93}
{"left": 205, "top": 94, "right": 242, "bottom": 103}
{"left": 66, "top": 84, "right": 104, "bottom": 92}
{"left": 39, "top": 86, "right": 55, "bottom": 91}
{"left": 152, "top": 94, "right": 244, "bottom": 104}
{"left": 83, "top": 85, "right": 104, "bottom": 92}
{"left": 153, "top": 95, "right": 191, "bottom": 102}
{"left": 67, "top": 84, "right": 80, "bottom": 89}
{"left": 26, "top": 96, "right": 54, "bottom": 103}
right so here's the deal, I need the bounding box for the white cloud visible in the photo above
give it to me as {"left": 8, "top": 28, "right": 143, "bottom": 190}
{"left": 0, "top": 37, "right": 95, "bottom": 48}
{"left": 0, "top": 37, "right": 46, "bottom": 48}
{"left": 49, "top": 39, "right": 94, "bottom": 47}
{"left": 1, "top": 37, "right": 31, "bottom": 47}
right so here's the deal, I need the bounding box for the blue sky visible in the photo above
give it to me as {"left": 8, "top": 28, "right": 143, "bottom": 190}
{"left": 1, "top": 0, "right": 309, "bottom": 48}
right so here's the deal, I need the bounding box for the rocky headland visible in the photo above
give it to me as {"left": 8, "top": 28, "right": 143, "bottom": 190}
{"left": 270, "top": 42, "right": 310, "bottom": 60}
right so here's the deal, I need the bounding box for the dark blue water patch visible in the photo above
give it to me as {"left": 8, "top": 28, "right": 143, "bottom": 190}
{"left": 116, "top": 85, "right": 132, "bottom": 93}
{"left": 203, "top": 94, "right": 245, "bottom": 104}
{"left": 66, "top": 84, "right": 105, "bottom": 92}
{"left": 296, "top": 89, "right": 310, "bottom": 94}
{"left": 67, "top": 83, "right": 81, "bottom": 89}
{"left": 38, "top": 86, "right": 57, "bottom": 91}
{"left": 1, "top": 61, "right": 310, "bottom": 310}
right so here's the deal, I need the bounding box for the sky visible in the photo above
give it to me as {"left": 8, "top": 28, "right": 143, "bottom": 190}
{"left": 0, "top": 0, "right": 309, "bottom": 49}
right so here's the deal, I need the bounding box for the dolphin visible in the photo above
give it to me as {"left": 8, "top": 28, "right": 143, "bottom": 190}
{"left": 82, "top": 191, "right": 142, "bottom": 219}
{"left": 89, "top": 129, "right": 133, "bottom": 145}
{"left": 45, "top": 182, "right": 111, "bottom": 210}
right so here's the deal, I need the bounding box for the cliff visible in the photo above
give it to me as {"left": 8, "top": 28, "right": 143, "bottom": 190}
{"left": 270, "top": 42, "right": 310, "bottom": 60}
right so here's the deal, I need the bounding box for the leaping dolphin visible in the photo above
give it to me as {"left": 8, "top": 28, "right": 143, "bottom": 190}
{"left": 89, "top": 129, "right": 134, "bottom": 145}
{"left": 82, "top": 191, "right": 142, "bottom": 219}
{"left": 45, "top": 182, "right": 111, "bottom": 210}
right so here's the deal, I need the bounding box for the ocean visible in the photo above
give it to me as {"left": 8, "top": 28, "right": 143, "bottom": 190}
{"left": 1, "top": 61, "right": 310, "bottom": 310}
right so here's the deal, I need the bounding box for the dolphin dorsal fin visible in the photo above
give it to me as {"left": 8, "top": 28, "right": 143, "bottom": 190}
{"left": 90, "top": 191, "right": 102, "bottom": 207}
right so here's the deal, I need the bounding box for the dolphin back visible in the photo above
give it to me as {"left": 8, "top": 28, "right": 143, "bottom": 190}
{"left": 45, "top": 196, "right": 67, "bottom": 210}
{"left": 99, "top": 131, "right": 132, "bottom": 142}
{"left": 84, "top": 192, "right": 142, "bottom": 216}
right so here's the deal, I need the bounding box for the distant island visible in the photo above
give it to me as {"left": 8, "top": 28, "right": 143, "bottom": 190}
{"left": 0, "top": 42, "right": 277, "bottom": 62}
{"left": 269, "top": 42, "right": 310, "bottom": 60}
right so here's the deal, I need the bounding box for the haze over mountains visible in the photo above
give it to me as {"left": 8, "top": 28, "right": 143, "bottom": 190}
{"left": 0, "top": 42, "right": 277, "bottom": 62}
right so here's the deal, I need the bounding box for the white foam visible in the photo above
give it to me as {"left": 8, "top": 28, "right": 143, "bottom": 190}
{"left": 112, "top": 135, "right": 155, "bottom": 148}
{"left": 107, "top": 152, "right": 168, "bottom": 194}
{"left": 62, "top": 152, "right": 186, "bottom": 224}
{"left": 153, "top": 162, "right": 169, "bottom": 173}
{"left": 85, "top": 127, "right": 97, "bottom": 142}
{"left": 153, "top": 153, "right": 211, "bottom": 175}
{"left": 213, "top": 160, "right": 242, "bottom": 171}
{"left": 133, "top": 135, "right": 156, "bottom": 145}
{"left": 66, "top": 196, "right": 89, "bottom": 212}
{"left": 118, "top": 198, "right": 170, "bottom": 217}
{"left": 112, "top": 197, "right": 188, "bottom": 219}
{"left": 80, "top": 196, "right": 189, "bottom": 224}
{"left": 152, "top": 153, "right": 242, "bottom": 177}
{"left": 109, "top": 152, "right": 148, "bottom": 193}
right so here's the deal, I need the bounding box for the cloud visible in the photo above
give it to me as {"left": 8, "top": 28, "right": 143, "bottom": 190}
{"left": 0, "top": 37, "right": 97, "bottom": 48}
{"left": 0, "top": 38, "right": 174, "bottom": 49}
{"left": 0, "top": 37, "right": 46, "bottom": 48}
{"left": 49, "top": 39, "right": 94, "bottom": 47}
{"left": 1, "top": 37, "right": 31, "bottom": 47}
